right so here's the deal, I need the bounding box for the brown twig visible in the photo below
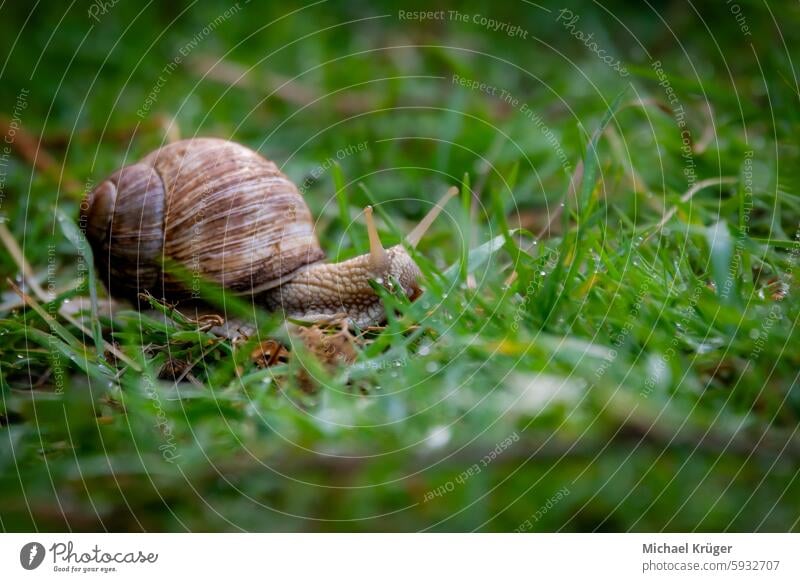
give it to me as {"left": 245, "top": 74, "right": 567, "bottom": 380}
{"left": 693, "top": 101, "right": 716, "bottom": 155}
{"left": 39, "top": 114, "right": 171, "bottom": 148}
{"left": 0, "top": 221, "right": 51, "bottom": 302}
{"left": 642, "top": 176, "right": 738, "bottom": 243}
{"left": 7, "top": 277, "right": 141, "bottom": 372}
{"left": 0, "top": 116, "right": 82, "bottom": 195}
{"left": 188, "top": 54, "right": 377, "bottom": 114}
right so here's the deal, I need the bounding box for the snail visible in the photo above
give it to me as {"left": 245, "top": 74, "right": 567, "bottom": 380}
{"left": 81, "top": 137, "right": 457, "bottom": 328}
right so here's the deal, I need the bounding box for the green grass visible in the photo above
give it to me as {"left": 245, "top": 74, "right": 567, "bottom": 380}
{"left": 1, "top": 1, "right": 800, "bottom": 531}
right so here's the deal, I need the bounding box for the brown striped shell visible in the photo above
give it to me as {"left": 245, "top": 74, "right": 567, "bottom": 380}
{"left": 82, "top": 138, "right": 325, "bottom": 303}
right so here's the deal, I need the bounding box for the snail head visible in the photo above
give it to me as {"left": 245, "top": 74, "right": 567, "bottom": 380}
{"left": 362, "top": 186, "right": 459, "bottom": 303}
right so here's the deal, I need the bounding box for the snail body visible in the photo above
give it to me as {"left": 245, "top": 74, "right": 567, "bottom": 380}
{"left": 82, "top": 138, "right": 454, "bottom": 328}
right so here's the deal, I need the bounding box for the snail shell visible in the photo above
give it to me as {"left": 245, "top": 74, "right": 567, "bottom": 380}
{"left": 82, "top": 138, "right": 325, "bottom": 302}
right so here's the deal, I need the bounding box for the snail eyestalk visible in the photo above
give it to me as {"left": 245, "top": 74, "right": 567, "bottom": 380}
{"left": 364, "top": 205, "right": 387, "bottom": 268}
{"left": 405, "top": 186, "right": 459, "bottom": 248}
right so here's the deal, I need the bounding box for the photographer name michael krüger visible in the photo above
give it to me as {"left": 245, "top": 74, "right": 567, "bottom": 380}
{"left": 643, "top": 542, "right": 732, "bottom": 557}
{"left": 48, "top": 541, "right": 158, "bottom": 571}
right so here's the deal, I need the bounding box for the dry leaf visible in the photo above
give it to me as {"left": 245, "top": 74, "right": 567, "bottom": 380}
{"left": 293, "top": 318, "right": 360, "bottom": 366}
{"left": 251, "top": 339, "right": 289, "bottom": 368}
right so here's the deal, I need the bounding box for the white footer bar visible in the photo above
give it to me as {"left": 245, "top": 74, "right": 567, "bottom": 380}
{"left": 1, "top": 533, "right": 797, "bottom": 581}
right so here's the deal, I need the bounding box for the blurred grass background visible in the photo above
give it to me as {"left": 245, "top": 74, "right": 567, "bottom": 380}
{"left": 1, "top": 0, "right": 800, "bottom": 531}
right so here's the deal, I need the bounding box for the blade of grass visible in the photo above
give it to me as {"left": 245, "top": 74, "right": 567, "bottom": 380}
{"left": 459, "top": 172, "right": 471, "bottom": 284}
{"left": 0, "top": 222, "right": 50, "bottom": 301}
{"left": 8, "top": 278, "right": 84, "bottom": 352}
{"left": 541, "top": 92, "right": 627, "bottom": 325}
{"left": 444, "top": 233, "right": 508, "bottom": 282}
{"left": 706, "top": 220, "right": 737, "bottom": 307}
{"left": 332, "top": 162, "right": 362, "bottom": 253}
{"left": 58, "top": 211, "right": 104, "bottom": 355}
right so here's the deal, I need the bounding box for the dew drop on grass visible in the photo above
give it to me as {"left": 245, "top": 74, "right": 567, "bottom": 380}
{"left": 425, "top": 361, "right": 439, "bottom": 373}
{"left": 696, "top": 343, "right": 715, "bottom": 355}
{"left": 540, "top": 271, "right": 546, "bottom": 276}
{"left": 418, "top": 343, "right": 432, "bottom": 356}
{"left": 426, "top": 425, "right": 451, "bottom": 449}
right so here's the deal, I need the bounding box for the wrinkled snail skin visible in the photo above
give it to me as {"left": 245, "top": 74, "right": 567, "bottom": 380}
{"left": 261, "top": 245, "right": 423, "bottom": 328}
{"left": 81, "top": 137, "right": 451, "bottom": 328}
